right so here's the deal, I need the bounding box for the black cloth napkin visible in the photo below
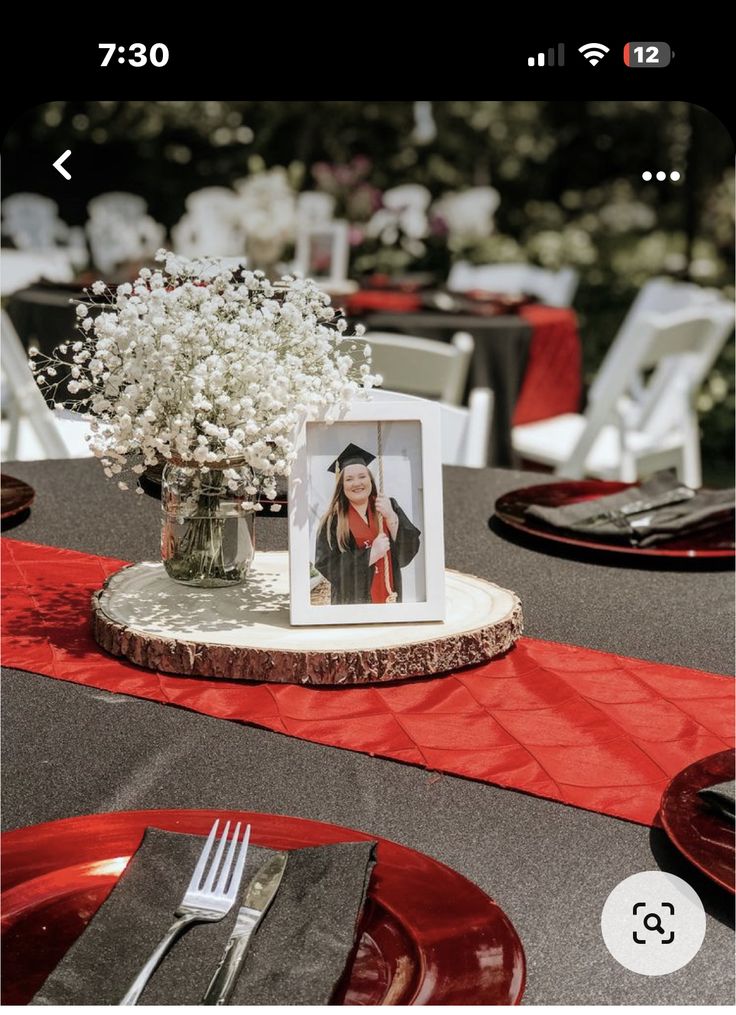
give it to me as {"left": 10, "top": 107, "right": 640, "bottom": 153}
{"left": 525, "top": 472, "right": 735, "bottom": 547}
{"left": 32, "top": 828, "right": 375, "bottom": 1006}
{"left": 698, "top": 780, "right": 736, "bottom": 823}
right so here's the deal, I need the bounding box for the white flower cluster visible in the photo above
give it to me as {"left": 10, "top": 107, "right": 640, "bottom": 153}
{"left": 234, "top": 168, "right": 297, "bottom": 267}
{"left": 31, "top": 250, "right": 376, "bottom": 503}
{"left": 366, "top": 184, "right": 432, "bottom": 248}
{"left": 432, "top": 187, "right": 500, "bottom": 246}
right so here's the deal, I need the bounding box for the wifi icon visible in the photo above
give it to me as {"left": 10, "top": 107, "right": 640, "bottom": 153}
{"left": 579, "top": 42, "right": 610, "bottom": 66}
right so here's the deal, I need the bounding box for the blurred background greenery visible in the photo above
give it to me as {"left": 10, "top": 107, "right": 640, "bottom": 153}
{"left": 3, "top": 100, "right": 733, "bottom": 482}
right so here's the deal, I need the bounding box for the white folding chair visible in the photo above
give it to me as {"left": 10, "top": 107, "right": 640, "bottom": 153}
{"left": 588, "top": 276, "right": 723, "bottom": 409}
{"left": 447, "top": 262, "right": 579, "bottom": 307}
{"left": 1, "top": 311, "right": 93, "bottom": 461}
{"left": 87, "top": 192, "right": 148, "bottom": 220}
{"left": 368, "top": 387, "right": 493, "bottom": 469}
{"left": 512, "top": 302, "right": 735, "bottom": 486}
{"left": 2, "top": 193, "right": 69, "bottom": 250}
{"left": 171, "top": 213, "right": 246, "bottom": 259}
{"left": 171, "top": 187, "right": 247, "bottom": 258}
{"left": 361, "top": 331, "right": 474, "bottom": 406}
{"left": 86, "top": 193, "right": 165, "bottom": 275}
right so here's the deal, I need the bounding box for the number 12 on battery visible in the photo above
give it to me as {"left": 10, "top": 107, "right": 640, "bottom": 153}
{"left": 624, "top": 42, "right": 673, "bottom": 67}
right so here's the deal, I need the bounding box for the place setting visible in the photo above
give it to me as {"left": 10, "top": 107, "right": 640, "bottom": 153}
{"left": 659, "top": 749, "right": 735, "bottom": 895}
{"left": 493, "top": 471, "right": 736, "bottom": 564}
{"left": 1, "top": 809, "right": 526, "bottom": 1006}
{"left": 1, "top": 474, "right": 35, "bottom": 527}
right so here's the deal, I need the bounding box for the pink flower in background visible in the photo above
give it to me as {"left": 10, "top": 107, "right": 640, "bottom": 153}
{"left": 348, "top": 225, "right": 366, "bottom": 247}
{"left": 310, "top": 157, "right": 379, "bottom": 222}
{"left": 428, "top": 212, "right": 449, "bottom": 237}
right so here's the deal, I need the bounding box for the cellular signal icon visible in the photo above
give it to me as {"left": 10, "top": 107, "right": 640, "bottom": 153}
{"left": 528, "top": 43, "right": 565, "bottom": 67}
{"left": 579, "top": 42, "right": 610, "bottom": 66}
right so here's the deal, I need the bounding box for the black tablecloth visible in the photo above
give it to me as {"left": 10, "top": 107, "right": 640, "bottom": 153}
{"left": 2, "top": 459, "right": 734, "bottom": 1005}
{"left": 362, "top": 312, "right": 532, "bottom": 467}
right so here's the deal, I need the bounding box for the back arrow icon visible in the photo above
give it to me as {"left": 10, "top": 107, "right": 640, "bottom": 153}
{"left": 53, "top": 150, "right": 72, "bottom": 180}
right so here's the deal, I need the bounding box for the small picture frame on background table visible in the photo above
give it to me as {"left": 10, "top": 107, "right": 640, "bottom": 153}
{"left": 293, "top": 220, "right": 350, "bottom": 288}
{"left": 288, "top": 399, "right": 445, "bottom": 625}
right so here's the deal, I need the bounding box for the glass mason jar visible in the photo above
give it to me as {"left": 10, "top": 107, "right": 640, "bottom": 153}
{"left": 161, "top": 462, "right": 255, "bottom": 587}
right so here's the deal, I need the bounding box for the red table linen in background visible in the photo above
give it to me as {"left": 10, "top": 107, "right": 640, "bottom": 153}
{"left": 2, "top": 538, "right": 733, "bottom": 827}
{"left": 344, "top": 290, "right": 423, "bottom": 314}
{"left": 513, "top": 306, "right": 582, "bottom": 425}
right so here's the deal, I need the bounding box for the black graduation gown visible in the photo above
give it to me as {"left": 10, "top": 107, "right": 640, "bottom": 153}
{"left": 314, "top": 498, "right": 421, "bottom": 605}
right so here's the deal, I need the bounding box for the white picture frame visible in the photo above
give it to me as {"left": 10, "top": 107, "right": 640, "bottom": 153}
{"left": 288, "top": 399, "right": 445, "bottom": 626}
{"left": 293, "top": 219, "right": 350, "bottom": 286}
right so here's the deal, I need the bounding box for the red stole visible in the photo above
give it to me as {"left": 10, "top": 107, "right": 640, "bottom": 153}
{"left": 348, "top": 500, "right": 395, "bottom": 604}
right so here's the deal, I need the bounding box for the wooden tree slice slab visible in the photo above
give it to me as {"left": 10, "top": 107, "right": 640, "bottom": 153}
{"left": 91, "top": 552, "right": 523, "bottom": 685}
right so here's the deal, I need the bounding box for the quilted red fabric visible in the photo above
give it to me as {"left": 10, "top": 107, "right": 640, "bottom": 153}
{"left": 513, "top": 306, "right": 582, "bottom": 425}
{"left": 2, "top": 538, "right": 733, "bottom": 826}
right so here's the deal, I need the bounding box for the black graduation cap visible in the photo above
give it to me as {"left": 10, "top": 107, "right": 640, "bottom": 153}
{"left": 327, "top": 443, "right": 376, "bottom": 475}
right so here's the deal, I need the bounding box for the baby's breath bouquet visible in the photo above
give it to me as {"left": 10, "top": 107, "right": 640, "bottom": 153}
{"left": 33, "top": 250, "right": 377, "bottom": 584}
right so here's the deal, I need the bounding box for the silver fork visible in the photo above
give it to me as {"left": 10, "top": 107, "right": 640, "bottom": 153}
{"left": 119, "top": 819, "right": 251, "bottom": 1006}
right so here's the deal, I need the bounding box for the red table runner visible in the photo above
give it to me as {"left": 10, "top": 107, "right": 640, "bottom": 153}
{"left": 2, "top": 538, "right": 733, "bottom": 827}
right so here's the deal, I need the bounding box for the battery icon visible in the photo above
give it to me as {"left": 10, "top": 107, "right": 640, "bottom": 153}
{"left": 624, "top": 42, "right": 673, "bottom": 67}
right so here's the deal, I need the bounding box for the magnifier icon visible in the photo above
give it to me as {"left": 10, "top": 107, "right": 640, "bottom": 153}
{"left": 644, "top": 913, "right": 665, "bottom": 934}
{"left": 632, "top": 907, "right": 675, "bottom": 944}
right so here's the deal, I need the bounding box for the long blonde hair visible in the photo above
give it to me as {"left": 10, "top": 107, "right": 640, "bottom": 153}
{"left": 319, "top": 468, "right": 378, "bottom": 551}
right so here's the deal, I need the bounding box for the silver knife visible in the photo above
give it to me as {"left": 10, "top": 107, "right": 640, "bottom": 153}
{"left": 201, "top": 851, "right": 288, "bottom": 1005}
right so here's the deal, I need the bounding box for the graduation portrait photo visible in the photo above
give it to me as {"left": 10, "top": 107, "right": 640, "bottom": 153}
{"left": 288, "top": 400, "right": 446, "bottom": 626}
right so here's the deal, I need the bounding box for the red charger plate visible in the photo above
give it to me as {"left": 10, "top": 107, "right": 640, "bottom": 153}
{"left": 660, "top": 750, "right": 735, "bottom": 894}
{"left": 0, "top": 809, "right": 526, "bottom": 1005}
{"left": 0, "top": 475, "right": 35, "bottom": 521}
{"left": 494, "top": 480, "right": 735, "bottom": 560}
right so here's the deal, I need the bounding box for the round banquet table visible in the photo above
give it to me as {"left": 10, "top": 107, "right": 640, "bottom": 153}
{"left": 1, "top": 459, "right": 734, "bottom": 1005}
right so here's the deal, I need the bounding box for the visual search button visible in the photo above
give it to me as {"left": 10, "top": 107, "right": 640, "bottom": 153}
{"left": 602, "top": 871, "right": 705, "bottom": 974}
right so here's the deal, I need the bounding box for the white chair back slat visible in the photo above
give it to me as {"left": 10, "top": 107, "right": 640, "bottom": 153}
{"left": 588, "top": 276, "right": 722, "bottom": 407}
{"left": 361, "top": 331, "right": 474, "bottom": 406}
{"left": 2, "top": 193, "right": 69, "bottom": 250}
{"left": 447, "top": 261, "right": 578, "bottom": 307}
{"left": 87, "top": 192, "right": 148, "bottom": 220}
{"left": 635, "top": 310, "right": 726, "bottom": 368}
{"left": 634, "top": 305, "right": 734, "bottom": 440}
